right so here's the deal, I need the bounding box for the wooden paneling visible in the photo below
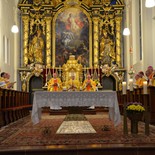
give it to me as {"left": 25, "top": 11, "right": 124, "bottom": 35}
{"left": 0, "top": 88, "right": 32, "bottom": 127}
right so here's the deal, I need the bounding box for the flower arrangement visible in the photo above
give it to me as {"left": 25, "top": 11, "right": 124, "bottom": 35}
{"left": 128, "top": 66, "right": 135, "bottom": 78}
{"left": 126, "top": 102, "right": 145, "bottom": 113}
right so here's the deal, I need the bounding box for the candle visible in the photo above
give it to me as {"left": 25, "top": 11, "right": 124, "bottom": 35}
{"left": 143, "top": 81, "right": 148, "bottom": 94}
{"left": 59, "top": 65, "right": 61, "bottom": 76}
{"left": 129, "top": 79, "right": 133, "bottom": 91}
{"left": 45, "top": 65, "right": 47, "bottom": 76}
{"left": 53, "top": 65, "right": 54, "bottom": 74}
{"left": 98, "top": 65, "right": 100, "bottom": 75}
{"left": 91, "top": 66, "right": 93, "bottom": 75}
{"left": 84, "top": 65, "right": 86, "bottom": 73}
{"left": 122, "top": 81, "right": 127, "bottom": 94}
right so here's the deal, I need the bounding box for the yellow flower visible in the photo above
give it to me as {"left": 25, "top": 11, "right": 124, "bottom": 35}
{"left": 126, "top": 102, "right": 145, "bottom": 112}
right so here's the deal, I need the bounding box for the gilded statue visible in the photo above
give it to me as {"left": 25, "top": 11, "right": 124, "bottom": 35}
{"left": 28, "top": 29, "right": 44, "bottom": 64}
{"left": 99, "top": 29, "right": 115, "bottom": 66}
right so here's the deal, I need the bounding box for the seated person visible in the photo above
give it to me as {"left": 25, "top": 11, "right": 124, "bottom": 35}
{"left": 0, "top": 77, "right": 6, "bottom": 88}
{"left": 47, "top": 73, "right": 62, "bottom": 110}
{"left": 0, "top": 72, "right": 16, "bottom": 89}
{"left": 82, "top": 74, "right": 97, "bottom": 109}
{"left": 47, "top": 73, "right": 62, "bottom": 91}
{"left": 146, "top": 66, "right": 155, "bottom": 86}
{"left": 82, "top": 74, "right": 97, "bottom": 91}
{"left": 134, "top": 71, "right": 146, "bottom": 87}
{"left": 66, "top": 74, "right": 80, "bottom": 91}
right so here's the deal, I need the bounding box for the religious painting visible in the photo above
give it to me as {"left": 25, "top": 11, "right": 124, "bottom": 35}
{"left": 55, "top": 8, "right": 90, "bottom": 67}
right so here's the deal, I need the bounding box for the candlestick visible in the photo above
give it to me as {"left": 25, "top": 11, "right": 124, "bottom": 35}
{"left": 129, "top": 79, "right": 133, "bottom": 91}
{"left": 122, "top": 81, "right": 127, "bottom": 94}
{"left": 143, "top": 81, "right": 148, "bottom": 94}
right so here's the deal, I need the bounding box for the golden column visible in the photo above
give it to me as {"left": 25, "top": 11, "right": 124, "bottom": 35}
{"left": 45, "top": 17, "right": 52, "bottom": 67}
{"left": 93, "top": 17, "right": 99, "bottom": 68}
{"left": 22, "top": 16, "right": 29, "bottom": 67}
{"left": 115, "top": 15, "right": 122, "bottom": 67}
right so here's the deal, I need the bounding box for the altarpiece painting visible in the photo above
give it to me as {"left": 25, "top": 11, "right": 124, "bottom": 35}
{"left": 55, "top": 8, "right": 90, "bottom": 67}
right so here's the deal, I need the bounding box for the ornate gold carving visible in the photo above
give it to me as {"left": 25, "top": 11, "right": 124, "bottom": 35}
{"left": 81, "top": 0, "right": 92, "bottom": 6}
{"left": 18, "top": 0, "right": 125, "bottom": 91}
{"left": 92, "top": 17, "right": 99, "bottom": 68}
{"left": 53, "top": 0, "right": 62, "bottom": 7}
{"left": 19, "top": 70, "right": 31, "bottom": 92}
{"left": 33, "top": 0, "right": 42, "bottom": 6}
{"left": 45, "top": 17, "right": 52, "bottom": 67}
{"left": 115, "top": 14, "right": 122, "bottom": 67}
{"left": 28, "top": 29, "right": 45, "bottom": 64}
{"left": 99, "top": 29, "right": 115, "bottom": 66}
{"left": 22, "top": 16, "right": 29, "bottom": 66}
{"left": 29, "top": 12, "right": 46, "bottom": 35}
{"left": 62, "top": 55, "right": 83, "bottom": 84}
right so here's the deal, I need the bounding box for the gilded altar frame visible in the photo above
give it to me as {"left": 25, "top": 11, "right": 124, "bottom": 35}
{"left": 18, "top": 0, "right": 125, "bottom": 92}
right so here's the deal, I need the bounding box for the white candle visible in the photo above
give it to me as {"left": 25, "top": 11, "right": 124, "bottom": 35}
{"left": 84, "top": 65, "right": 86, "bottom": 73}
{"left": 91, "top": 67, "right": 93, "bottom": 75}
{"left": 46, "top": 65, "right": 47, "bottom": 76}
{"left": 143, "top": 81, "right": 148, "bottom": 94}
{"left": 122, "top": 82, "right": 127, "bottom": 94}
{"left": 129, "top": 79, "right": 133, "bottom": 91}
{"left": 53, "top": 66, "right": 54, "bottom": 74}
{"left": 98, "top": 65, "right": 100, "bottom": 75}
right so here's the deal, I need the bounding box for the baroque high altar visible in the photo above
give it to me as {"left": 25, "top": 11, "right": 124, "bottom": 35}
{"left": 18, "top": 0, "right": 126, "bottom": 92}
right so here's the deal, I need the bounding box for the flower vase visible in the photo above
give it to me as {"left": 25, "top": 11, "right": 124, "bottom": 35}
{"left": 127, "top": 112, "right": 143, "bottom": 134}
{"left": 130, "top": 119, "right": 138, "bottom": 134}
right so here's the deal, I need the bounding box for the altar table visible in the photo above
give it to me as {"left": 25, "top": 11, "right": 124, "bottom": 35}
{"left": 31, "top": 91, "right": 121, "bottom": 126}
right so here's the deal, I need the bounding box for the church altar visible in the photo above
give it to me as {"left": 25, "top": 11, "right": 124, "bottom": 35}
{"left": 31, "top": 91, "right": 121, "bottom": 126}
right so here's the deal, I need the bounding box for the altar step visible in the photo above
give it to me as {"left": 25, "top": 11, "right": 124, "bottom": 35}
{"left": 49, "top": 107, "right": 107, "bottom": 115}
{"left": 49, "top": 109, "right": 96, "bottom": 115}
{"left": 49, "top": 109, "right": 69, "bottom": 115}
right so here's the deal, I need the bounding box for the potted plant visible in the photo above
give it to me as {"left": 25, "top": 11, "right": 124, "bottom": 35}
{"left": 126, "top": 102, "right": 145, "bottom": 134}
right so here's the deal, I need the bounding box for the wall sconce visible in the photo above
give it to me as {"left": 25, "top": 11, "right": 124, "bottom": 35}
{"left": 123, "top": 27, "right": 130, "bottom": 36}
{"left": 11, "top": 24, "right": 19, "bottom": 33}
{"left": 145, "top": 0, "right": 155, "bottom": 8}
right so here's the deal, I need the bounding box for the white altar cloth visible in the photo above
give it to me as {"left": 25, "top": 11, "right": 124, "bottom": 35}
{"left": 31, "top": 91, "right": 121, "bottom": 126}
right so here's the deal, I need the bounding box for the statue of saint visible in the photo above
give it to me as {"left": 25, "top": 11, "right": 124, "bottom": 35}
{"left": 28, "top": 29, "right": 44, "bottom": 64}
{"left": 99, "top": 29, "right": 115, "bottom": 66}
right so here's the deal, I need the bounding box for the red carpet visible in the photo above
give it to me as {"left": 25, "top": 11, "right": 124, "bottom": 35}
{"left": 0, "top": 113, "right": 155, "bottom": 148}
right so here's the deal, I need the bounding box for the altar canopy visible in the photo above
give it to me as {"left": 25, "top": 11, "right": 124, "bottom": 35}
{"left": 32, "top": 91, "right": 121, "bottom": 126}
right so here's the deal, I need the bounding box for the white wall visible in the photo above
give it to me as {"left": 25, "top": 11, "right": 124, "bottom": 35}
{"left": 0, "top": 0, "right": 20, "bottom": 90}
{"left": 124, "top": 0, "right": 155, "bottom": 84}
{"left": 141, "top": 0, "right": 155, "bottom": 71}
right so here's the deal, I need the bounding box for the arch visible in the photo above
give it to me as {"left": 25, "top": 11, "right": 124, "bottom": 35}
{"left": 29, "top": 75, "right": 44, "bottom": 104}
{"left": 101, "top": 73, "right": 119, "bottom": 91}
